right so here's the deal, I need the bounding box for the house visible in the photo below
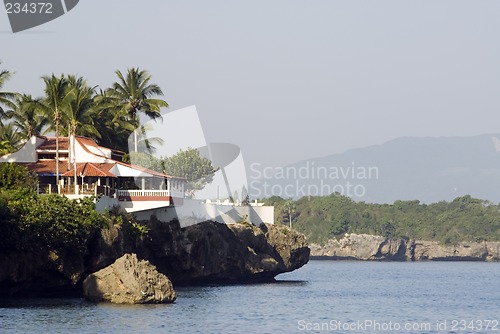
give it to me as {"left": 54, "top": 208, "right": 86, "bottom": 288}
{"left": 1, "top": 135, "right": 275, "bottom": 227}
{"left": 0, "top": 135, "right": 186, "bottom": 213}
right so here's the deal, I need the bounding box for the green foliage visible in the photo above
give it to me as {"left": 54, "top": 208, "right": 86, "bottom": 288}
{"left": 131, "top": 222, "right": 150, "bottom": 236}
{"left": 238, "top": 214, "right": 249, "bottom": 224}
{"left": 108, "top": 68, "right": 168, "bottom": 152}
{"left": 123, "top": 149, "right": 218, "bottom": 199}
{"left": 1, "top": 192, "right": 105, "bottom": 252}
{"left": 0, "top": 61, "right": 16, "bottom": 117}
{"left": 264, "top": 194, "right": 500, "bottom": 245}
{"left": 127, "top": 151, "right": 164, "bottom": 172}
{"left": 283, "top": 199, "right": 298, "bottom": 228}
{"left": 8, "top": 94, "right": 48, "bottom": 140}
{"left": 162, "top": 148, "right": 218, "bottom": 198}
{"left": 0, "top": 123, "right": 23, "bottom": 154}
{"left": 106, "top": 206, "right": 150, "bottom": 238}
{"left": 0, "top": 63, "right": 168, "bottom": 154}
{"left": 0, "top": 163, "right": 38, "bottom": 191}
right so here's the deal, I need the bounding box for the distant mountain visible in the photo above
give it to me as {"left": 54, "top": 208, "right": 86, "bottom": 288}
{"left": 250, "top": 134, "right": 500, "bottom": 204}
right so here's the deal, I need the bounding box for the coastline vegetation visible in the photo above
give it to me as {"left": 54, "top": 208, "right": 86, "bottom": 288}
{"left": 0, "top": 163, "right": 146, "bottom": 252}
{"left": 265, "top": 193, "right": 500, "bottom": 245}
{"left": 0, "top": 163, "right": 104, "bottom": 252}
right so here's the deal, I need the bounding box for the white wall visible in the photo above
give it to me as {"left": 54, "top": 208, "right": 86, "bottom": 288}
{"left": 95, "top": 196, "right": 120, "bottom": 213}
{"left": 0, "top": 136, "right": 44, "bottom": 163}
{"left": 74, "top": 140, "right": 110, "bottom": 163}
{"left": 118, "top": 200, "right": 171, "bottom": 212}
{"left": 132, "top": 199, "right": 274, "bottom": 228}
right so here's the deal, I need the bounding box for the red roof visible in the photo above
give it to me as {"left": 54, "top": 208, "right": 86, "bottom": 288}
{"left": 19, "top": 160, "right": 71, "bottom": 176}
{"left": 37, "top": 137, "right": 69, "bottom": 151}
{"left": 20, "top": 160, "right": 174, "bottom": 179}
{"left": 15, "top": 136, "right": 184, "bottom": 180}
{"left": 62, "top": 162, "right": 116, "bottom": 178}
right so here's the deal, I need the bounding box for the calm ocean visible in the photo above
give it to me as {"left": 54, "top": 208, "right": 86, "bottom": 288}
{"left": 1, "top": 261, "right": 499, "bottom": 334}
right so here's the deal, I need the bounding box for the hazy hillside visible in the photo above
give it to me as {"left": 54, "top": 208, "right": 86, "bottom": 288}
{"left": 263, "top": 193, "right": 500, "bottom": 245}
{"left": 252, "top": 134, "right": 500, "bottom": 204}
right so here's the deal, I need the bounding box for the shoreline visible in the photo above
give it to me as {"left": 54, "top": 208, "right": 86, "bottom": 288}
{"left": 309, "top": 233, "right": 500, "bottom": 262}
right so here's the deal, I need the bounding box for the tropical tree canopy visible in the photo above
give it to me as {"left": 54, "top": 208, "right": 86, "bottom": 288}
{"left": 0, "top": 123, "right": 22, "bottom": 155}
{"left": 61, "top": 75, "right": 100, "bottom": 138}
{"left": 108, "top": 68, "right": 168, "bottom": 152}
{"left": 163, "top": 148, "right": 218, "bottom": 198}
{"left": 0, "top": 62, "right": 16, "bottom": 120}
{"left": 0, "top": 64, "right": 169, "bottom": 156}
{"left": 9, "top": 94, "right": 47, "bottom": 140}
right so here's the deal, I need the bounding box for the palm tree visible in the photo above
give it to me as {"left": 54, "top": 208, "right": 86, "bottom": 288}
{"left": 135, "top": 123, "right": 165, "bottom": 154}
{"left": 63, "top": 75, "right": 100, "bottom": 138}
{"left": 9, "top": 94, "right": 48, "bottom": 140}
{"left": 40, "top": 74, "right": 72, "bottom": 187}
{"left": 0, "top": 62, "right": 16, "bottom": 121}
{"left": 109, "top": 68, "right": 168, "bottom": 152}
{"left": 93, "top": 89, "right": 135, "bottom": 152}
{"left": 62, "top": 76, "right": 100, "bottom": 189}
{"left": 0, "top": 122, "right": 22, "bottom": 155}
{"left": 283, "top": 199, "right": 297, "bottom": 228}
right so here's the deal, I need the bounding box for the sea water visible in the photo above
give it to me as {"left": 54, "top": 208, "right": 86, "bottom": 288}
{"left": 1, "top": 261, "right": 499, "bottom": 333}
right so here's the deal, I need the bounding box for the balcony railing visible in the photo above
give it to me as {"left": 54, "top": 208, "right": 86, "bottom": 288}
{"left": 116, "top": 189, "right": 171, "bottom": 197}
{"left": 39, "top": 185, "right": 177, "bottom": 199}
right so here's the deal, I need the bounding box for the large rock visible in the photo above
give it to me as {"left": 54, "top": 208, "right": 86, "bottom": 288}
{"left": 86, "top": 220, "right": 310, "bottom": 284}
{"left": 83, "top": 253, "right": 176, "bottom": 304}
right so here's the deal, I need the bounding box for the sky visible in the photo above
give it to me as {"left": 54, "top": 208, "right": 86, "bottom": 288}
{"left": 2, "top": 0, "right": 500, "bottom": 169}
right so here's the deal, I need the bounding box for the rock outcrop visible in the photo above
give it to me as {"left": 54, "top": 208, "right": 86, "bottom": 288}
{"left": 86, "top": 220, "right": 310, "bottom": 284}
{"left": 309, "top": 234, "right": 407, "bottom": 261}
{"left": 0, "top": 219, "right": 310, "bottom": 297}
{"left": 83, "top": 253, "right": 176, "bottom": 304}
{"left": 411, "top": 240, "right": 500, "bottom": 261}
{"left": 311, "top": 233, "right": 500, "bottom": 261}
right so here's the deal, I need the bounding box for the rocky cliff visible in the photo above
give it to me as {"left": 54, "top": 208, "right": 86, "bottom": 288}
{"left": 0, "top": 220, "right": 309, "bottom": 297}
{"left": 310, "top": 233, "right": 500, "bottom": 261}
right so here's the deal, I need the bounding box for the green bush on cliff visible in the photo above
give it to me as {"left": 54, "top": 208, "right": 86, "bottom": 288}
{"left": 263, "top": 193, "right": 500, "bottom": 245}
{"left": 104, "top": 206, "right": 150, "bottom": 239}
{"left": 11, "top": 194, "right": 106, "bottom": 251}
{"left": 3, "top": 192, "right": 106, "bottom": 252}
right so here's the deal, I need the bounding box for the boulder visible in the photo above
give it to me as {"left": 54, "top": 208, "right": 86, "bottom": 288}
{"left": 83, "top": 253, "right": 176, "bottom": 304}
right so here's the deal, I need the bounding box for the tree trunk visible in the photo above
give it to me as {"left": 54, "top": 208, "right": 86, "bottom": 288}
{"left": 70, "top": 131, "right": 77, "bottom": 194}
{"left": 55, "top": 109, "right": 59, "bottom": 192}
{"left": 134, "top": 128, "right": 138, "bottom": 153}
